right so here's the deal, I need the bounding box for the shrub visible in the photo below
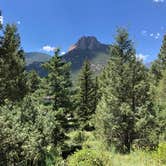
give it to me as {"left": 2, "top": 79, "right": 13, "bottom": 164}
{"left": 67, "top": 149, "right": 112, "bottom": 166}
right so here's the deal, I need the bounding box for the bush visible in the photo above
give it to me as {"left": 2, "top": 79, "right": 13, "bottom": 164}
{"left": 67, "top": 149, "right": 112, "bottom": 166}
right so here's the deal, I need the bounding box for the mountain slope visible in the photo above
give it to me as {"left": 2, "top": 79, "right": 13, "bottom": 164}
{"left": 25, "top": 52, "right": 51, "bottom": 65}
{"left": 25, "top": 37, "right": 111, "bottom": 77}
{"left": 62, "top": 36, "right": 111, "bottom": 75}
{"left": 25, "top": 52, "right": 51, "bottom": 77}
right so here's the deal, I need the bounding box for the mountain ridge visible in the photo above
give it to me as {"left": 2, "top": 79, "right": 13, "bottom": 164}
{"left": 25, "top": 36, "right": 152, "bottom": 78}
{"left": 25, "top": 36, "right": 111, "bottom": 77}
{"left": 62, "top": 36, "right": 110, "bottom": 74}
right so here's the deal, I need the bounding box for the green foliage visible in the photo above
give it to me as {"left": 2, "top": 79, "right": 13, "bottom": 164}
{"left": 43, "top": 48, "right": 72, "bottom": 111}
{"left": 0, "top": 23, "right": 165, "bottom": 165}
{"left": 154, "top": 70, "right": 166, "bottom": 140}
{"left": 111, "top": 150, "right": 161, "bottom": 166}
{"left": 0, "top": 97, "right": 57, "bottom": 165}
{"left": 151, "top": 34, "right": 166, "bottom": 83}
{"left": 95, "top": 28, "right": 159, "bottom": 153}
{"left": 27, "top": 70, "right": 41, "bottom": 93}
{"left": 156, "top": 142, "right": 166, "bottom": 164}
{"left": 45, "top": 146, "right": 65, "bottom": 166}
{"left": 67, "top": 149, "right": 112, "bottom": 166}
{"left": 76, "top": 60, "right": 98, "bottom": 130}
{"left": 0, "top": 24, "right": 27, "bottom": 104}
{"left": 42, "top": 49, "right": 76, "bottom": 159}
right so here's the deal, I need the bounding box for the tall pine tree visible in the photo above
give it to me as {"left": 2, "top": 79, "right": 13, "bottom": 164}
{"left": 43, "top": 48, "right": 72, "bottom": 111}
{"left": 76, "top": 60, "right": 97, "bottom": 130}
{"left": 43, "top": 49, "right": 74, "bottom": 155}
{"left": 151, "top": 34, "right": 166, "bottom": 83}
{"left": 95, "top": 28, "right": 159, "bottom": 153}
{"left": 0, "top": 24, "right": 27, "bottom": 104}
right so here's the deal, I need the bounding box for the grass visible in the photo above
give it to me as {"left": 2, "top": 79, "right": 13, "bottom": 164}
{"left": 110, "top": 151, "right": 163, "bottom": 166}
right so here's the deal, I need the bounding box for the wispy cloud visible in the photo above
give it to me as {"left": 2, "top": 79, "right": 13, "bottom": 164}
{"left": 136, "top": 53, "right": 149, "bottom": 61}
{"left": 153, "top": 0, "right": 164, "bottom": 3}
{"left": 42, "top": 45, "right": 56, "bottom": 52}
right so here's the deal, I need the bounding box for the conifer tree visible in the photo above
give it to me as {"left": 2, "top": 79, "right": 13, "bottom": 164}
{"left": 76, "top": 60, "right": 97, "bottom": 130}
{"left": 0, "top": 24, "right": 27, "bottom": 104}
{"left": 155, "top": 70, "right": 166, "bottom": 140}
{"left": 27, "top": 70, "right": 40, "bottom": 93}
{"left": 43, "top": 48, "right": 72, "bottom": 111}
{"left": 95, "top": 28, "right": 159, "bottom": 153}
{"left": 151, "top": 34, "right": 166, "bottom": 83}
{"left": 43, "top": 49, "right": 74, "bottom": 150}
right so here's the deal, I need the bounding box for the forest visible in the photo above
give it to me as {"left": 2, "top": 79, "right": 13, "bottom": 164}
{"left": 0, "top": 23, "right": 166, "bottom": 166}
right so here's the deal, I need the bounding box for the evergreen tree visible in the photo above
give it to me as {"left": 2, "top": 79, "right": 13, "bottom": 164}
{"left": 27, "top": 70, "right": 40, "bottom": 93}
{"left": 43, "top": 48, "right": 72, "bottom": 111}
{"left": 43, "top": 49, "right": 74, "bottom": 154}
{"left": 0, "top": 24, "right": 27, "bottom": 105}
{"left": 151, "top": 34, "right": 166, "bottom": 83}
{"left": 76, "top": 60, "right": 97, "bottom": 130}
{"left": 95, "top": 28, "right": 159, "bottom": 153}
{"left": 155, "top": 70, "right": 166, "bottom": 140}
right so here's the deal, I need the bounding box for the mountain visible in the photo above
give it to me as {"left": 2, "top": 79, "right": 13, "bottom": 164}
{"left": 25, "top": 37, "right": 111, "bottom": 78}
{"left": 25, "top": 52, "right": 51, "bottom": 77}
{"left": 25, "top": 52, "right": 51, "bottom": 65}
{"left": 25, "top": 38, "right": 152, "bottom": 79}
{"left": 62, "top": 36, "right": 110, "bottom": 77}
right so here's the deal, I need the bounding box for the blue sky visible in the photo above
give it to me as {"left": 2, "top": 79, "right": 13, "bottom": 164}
{"left": 1, "top": 0, "right": 166, "bottom": 61}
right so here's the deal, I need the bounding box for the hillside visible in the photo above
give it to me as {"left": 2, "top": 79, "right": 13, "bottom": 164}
{"left": 63, "top": 36, "right": 110, "bottom": 76}
{"left": 25, "top": 52, "right": 51, "bottom": 65}
{"left": 25, "top": 52, "right": 51, "bottom": 77}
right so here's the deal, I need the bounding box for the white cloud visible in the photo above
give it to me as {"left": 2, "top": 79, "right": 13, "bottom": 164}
{"left": 136, "top": 53, "right": 149, "bottom": 61}
{"left": 42, "top": 45, "right": 56, "bottom": 52}
{"left": 155, "top": 32, "right": 160, "bottom": 39}
{"left": 141, "top": 30, "right": 161, "bottom": 40}
{"left": 153, "top": 0, "right": 164, "bottom": 3}
{"left": 149, "top": 32, "right": 160, "bottom": 39}
{"left": 17, "top": 21, "right": 21, "bottom": 25}
{"left": 61, "top": 51, "right": 66, "bottom": 55}
{"left": 150, "top": 33, "right": 154, "bottom": 37}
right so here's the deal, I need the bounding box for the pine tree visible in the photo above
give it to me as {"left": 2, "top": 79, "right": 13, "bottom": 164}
{"left": 155, "top": 70, "right": 166, "bottom": 140}
{"left": 43, "top": 48, "right": 72, "bottom": 111}
{"left": 76, "top": 60, "right": 97, "bottom": 130}
{"left": 151, "top": 34, "right": 166, "bottom": 83}
{"left": 27, "top": 70, "right": 40, "bottom": 93}
{"left": 0, "top": 24, "right": 27, "bottom": 104}
{"left": 43, "top": 49, "right": 74, "bottom": 152}
{"left": 95, "top": 28, "right": 159, "bottom": 153}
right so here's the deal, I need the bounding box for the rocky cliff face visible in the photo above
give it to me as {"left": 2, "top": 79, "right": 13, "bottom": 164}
{"left": 63, "top": 36, "right": 110, "bottom": 75}
{"left": 68, "top": 36, "right": 109, "bottom": 52}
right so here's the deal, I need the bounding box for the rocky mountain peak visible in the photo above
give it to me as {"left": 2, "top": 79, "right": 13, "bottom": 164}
{"left": 68, "top": 36, "right": 105, "bottom": 52}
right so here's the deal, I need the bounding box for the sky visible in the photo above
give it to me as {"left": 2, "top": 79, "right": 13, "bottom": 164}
{"left": 0, "top": 0, "right": 166, "bottom": 62}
